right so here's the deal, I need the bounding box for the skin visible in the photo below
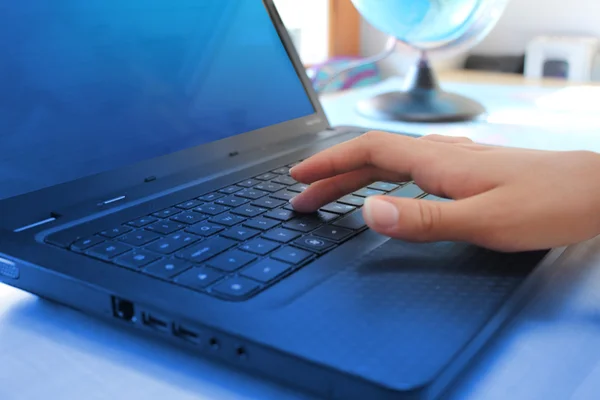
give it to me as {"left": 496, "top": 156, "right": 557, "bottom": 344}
{"left": 289, "top": 131, "right": 600, "bottom": 252}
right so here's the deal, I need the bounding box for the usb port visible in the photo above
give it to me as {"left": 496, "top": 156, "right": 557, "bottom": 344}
{"left": 141, "top": 312, "right": 169, "bottom": 332}
{"left": 173, "top": 324, "right": 200, "bottom": 344}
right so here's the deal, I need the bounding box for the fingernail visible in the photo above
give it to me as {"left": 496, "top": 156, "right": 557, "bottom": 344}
{"left": 364, "top": 197, "right": 399, "bottom": 230}
{"left": 289, "top": 196, "right": 299, "bottom": 209}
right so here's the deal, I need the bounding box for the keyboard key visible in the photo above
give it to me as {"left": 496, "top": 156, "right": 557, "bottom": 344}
{"left": 99, "top": 226, "right": 132, "bottom": 239}
{"left": 145, "top": 232, "right": 202, "bottom": 254}
{"left": 389, "top": 184, "right": 424, "bottom": 199}
{"left": 251, "top": 197, "right": 285, "bottom": 209}
{"left": 176, "top": 237, "right": 237, "bottom": 263}
{"left": 215, "top": 195, "right": 249, "bottom": 207}
{"left": 321, "top": 203, "right": 356, "bottom": 215}
{"left": 175, "top": 267, "right": 225, "bottom": 290}
{"left": 262, "top": 228, "right": 301, "bottom": 243}
{"left": 292, "top": 236, "right": 336, "bottom": 253}
{"left": 231, "top": 205, "right": 267, "bottom": 218}
{"left": 271, "top": 175, "right": 296, "bottom": 186}
{"left": 115, "top": 250, "right": 160, "bottom": 269}
{"left": 283, "top": 218, "right": 322, "bottom": 233}
{"left": 207, "top": 249, "right": 257, "bottom": 272}
{"left": 332, "top": 211, "right": 367, "bottom": 231}
{"left": 423, "top": 194, "right": 453, "bottom": 202}
{"left": 240, "top": 238, "right": 280, "bottom": 255}
{"left": 274, "top": 167, "right": 291, "bottom": 175}
{"left": 186, "top": 221, "right": 225, "bottom": 237}
{"left": 143, "top": 259, "right": 191, "bottom": 279}
{"left": 71, "top": 236, "right": 105, "bottom": 252}
{"left": 118, "top": 230, "right": 162, "bottom": 246}
{"left": 368, "top": 182, "right": 401, "bottom": 192}
{"left": 170, "top": 211, "right": 206, "bottom": 225}
{"left": 287, "top": 161, "right": 302, "bottom": 168}
{"left": 219, "top": 185, "right": 243, "bottom": 194}
{"left": 315, "top": 211, "right": 339, "bottom": 223}
{"left": 210, "top": 276, "right": 260, "bottom": 299}
{"left": 146, "top": 221, "right": 185, "bottom": 235}
{"left": 209, "top": 213, "right": 246, "bottom": 227}
{"left": 270, "top": 190, "right": 297, "bottom": 202}
{"left": 338, "top": 195, "right": 365, "bottom": 207}
{"left": 292, "top": 211, "right": 339, "bottom": 224}
{"left": 254, "top": 182, "right": 284, "bottom": 193}
{"left": 198, "top": 192, "right": 224, "bottom": 202}
{"left": 243, "top": 217, "right": 280, "bottom": 231}
{"left": 264, "top": 208, "right": 296, "bottom": 222}
{"left": 176, "top": 199, "right": 204, "bottom": 210}
{"left": 152, "top": 208, "right": 182, "bottom": 219}
{"left": 255, "top": 172, "right": 277, "bottom": 181}
{"left": 354, "top": 188, "right": 386, "bottom": 197}
{"left": 271, "top": 246, "right": 313, "bottom": 265}
{"left": 194, "top": 204, "right": 229, "bottom": 216}
{"left": 127, "top": 216, "right": 159, "bottom": 228}
{"left": 282, "top": 203, "right": 295, "bottom": 211}
{"left": 238, "top": 178, "right": 260, "bottom": 188}
{"left": 86, "top": 241, "right": 132, "bottom": 260}
{"left": 235, "top": 188, "right": 268, "bottom": 200}
{"left": 288, "top": 183, "right": 309, "bottom": 193}
{"left": 313, "top": 226, "right": 354, "bottom": 242}
{"left": 241, "top": 259, "right": 292, "bottom": 284}
{"left": 221, "top": 226, "right": 261, "bottom": 241}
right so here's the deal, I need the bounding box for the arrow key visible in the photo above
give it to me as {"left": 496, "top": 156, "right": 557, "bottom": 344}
{"left": 292, "top": 236, "right": 336, "bottom": 253}
{"left": 313, "top": 226, "right": 354, "bottom": 242}
{"left": 271, "top": 246, "right": 313, "bottom": 265}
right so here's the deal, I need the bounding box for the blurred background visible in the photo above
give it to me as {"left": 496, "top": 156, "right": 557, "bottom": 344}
{"left": 274, "top": 0, "right": 600, "bottom": 90}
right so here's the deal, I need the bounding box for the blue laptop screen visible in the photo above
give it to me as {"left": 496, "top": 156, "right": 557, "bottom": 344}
{"left": 0, "top": 0, "right": 315, "bottom": 201}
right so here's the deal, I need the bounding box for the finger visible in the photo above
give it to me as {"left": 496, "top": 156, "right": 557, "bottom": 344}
{"left": 290, "top": 131, "right": 443, "bottom": 184}
{"left": 420, "top": 134, "right": 474, "bottom": 144}
{"left": 362, "top": 191, "right": 502, "bottom": 247}
{"left": 290, "top": 167, "right": 401, "bottom": 213}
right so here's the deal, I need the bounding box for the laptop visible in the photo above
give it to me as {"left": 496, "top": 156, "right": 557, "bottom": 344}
{"left": 0, "top": 1, "right": 560, "bottom": 399}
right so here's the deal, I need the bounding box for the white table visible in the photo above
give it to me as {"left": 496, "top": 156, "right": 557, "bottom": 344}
{"left": 3, "top": 73, "right": 600, "bottom": 400}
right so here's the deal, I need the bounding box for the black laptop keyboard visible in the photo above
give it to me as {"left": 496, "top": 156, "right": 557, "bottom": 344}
{"left": 45, "top": 160, "right": 426, "bottom": 301}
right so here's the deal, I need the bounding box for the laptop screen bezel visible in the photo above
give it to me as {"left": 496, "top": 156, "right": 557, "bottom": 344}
{"left": 0, "top": 0, "right": 332, "bottom": 222}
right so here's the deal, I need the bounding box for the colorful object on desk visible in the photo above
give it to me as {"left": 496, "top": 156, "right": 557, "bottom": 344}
{"left": 307, "top": 57, "right": 381, "bottom": 93}
{"left": 350, "top": 0, "right": 508, "bottom": 123}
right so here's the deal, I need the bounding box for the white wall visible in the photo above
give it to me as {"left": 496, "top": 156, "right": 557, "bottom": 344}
{"left": 361, "top": 0, "right": 600, "bottom": 76}
{"left": 473, "top": 0, "right": 600, "bottom": 55}
{"left": 274, "top": 0, "right": 329, "bottom": 65}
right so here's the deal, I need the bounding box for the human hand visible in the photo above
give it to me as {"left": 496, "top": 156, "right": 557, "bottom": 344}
{"left": 289, "top": 131, "right": 600, "bottom": 252}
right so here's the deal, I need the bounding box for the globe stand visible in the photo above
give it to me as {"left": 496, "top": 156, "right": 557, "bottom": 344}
{"left": 356, "top": 54, "right": 486, "bottom": 123}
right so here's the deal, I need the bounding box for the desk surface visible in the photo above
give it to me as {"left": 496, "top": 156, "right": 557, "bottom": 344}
{"left": 3, "top": 72, "right": 600, "bottom": 400}
{"left": 323, "top": 71, "right": 600, "bottom": 152}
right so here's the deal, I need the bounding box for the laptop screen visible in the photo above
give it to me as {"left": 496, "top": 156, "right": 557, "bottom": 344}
{"left": 0, "top": 0, "right": 315, "bottom": 201}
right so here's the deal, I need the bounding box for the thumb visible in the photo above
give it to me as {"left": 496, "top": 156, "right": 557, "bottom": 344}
{"left": 363, "top": 195, "right": 484, "bottom": 243}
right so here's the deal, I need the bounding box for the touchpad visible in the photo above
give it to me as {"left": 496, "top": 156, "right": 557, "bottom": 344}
{"left": 357, "top": 239, "right": 531, "bottom": 275}
{"left": 291, "top": 238, "right": 550, "bottom": 321}
{"left": 350, "top": 240, "right": 548, "bottom": 303}
{"left": 281, "top": 239, "right": 550, "bottom": 387}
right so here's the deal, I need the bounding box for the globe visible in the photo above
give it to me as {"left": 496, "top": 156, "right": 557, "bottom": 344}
{"left": 350, "top": 0, "right": 510, "bottom": 123}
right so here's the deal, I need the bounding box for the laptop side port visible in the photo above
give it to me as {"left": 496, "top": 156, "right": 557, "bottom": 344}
{"left": 235, "top": 346, "right": 248, "bottom": 360}
{"left": 209, "top": 337, "right": 221, "bottom": 350}
{"left": 112, "top": 297, "right": 136, "bottom": 322}
{"left": 172, "top": 324, "right": 201, "bottom": 344}
{"left": 141, "top": 312, "right": 169, "bottom": 332}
